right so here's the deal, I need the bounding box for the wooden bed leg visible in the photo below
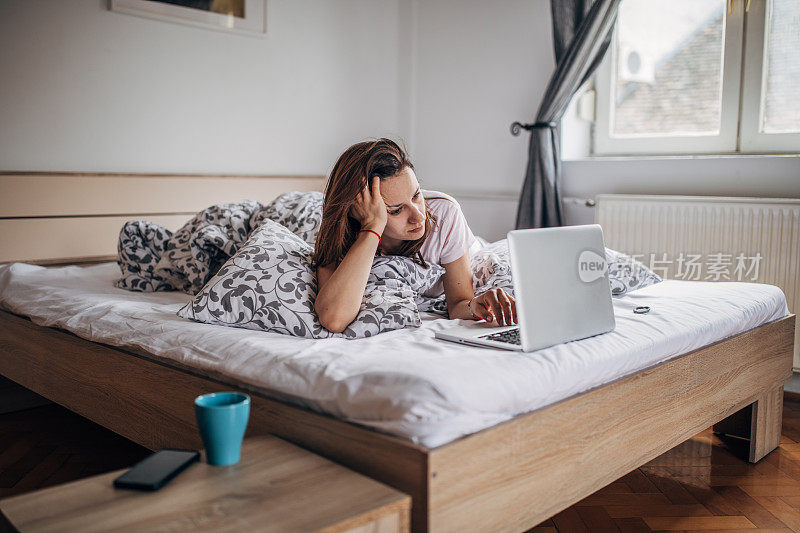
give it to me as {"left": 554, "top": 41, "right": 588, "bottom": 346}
{"left": 749, "top": 387, "right": 784, "bottom": 463}
{"left": 713, "top": 387, "right": 784, "bottom": 463}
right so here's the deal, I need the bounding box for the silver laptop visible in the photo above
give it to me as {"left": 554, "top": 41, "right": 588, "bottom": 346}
{"left": 434, "top": 224, "right": 615, "bottom": 352}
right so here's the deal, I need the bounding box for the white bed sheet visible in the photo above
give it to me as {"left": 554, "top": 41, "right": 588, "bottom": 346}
{"left": 0, "top": 262, "right": 789, "bottom": 448}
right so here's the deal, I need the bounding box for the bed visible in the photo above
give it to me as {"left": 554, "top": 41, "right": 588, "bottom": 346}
{"left": 0, "top": 262, "right": 794, "bottom": 532}
{"left": 0, "top": 173, "right": 796, "bottom": 532}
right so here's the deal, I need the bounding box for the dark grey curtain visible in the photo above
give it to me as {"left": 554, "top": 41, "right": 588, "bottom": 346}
{"left": 515, "top": 0, "right": 621, "bottom": 229}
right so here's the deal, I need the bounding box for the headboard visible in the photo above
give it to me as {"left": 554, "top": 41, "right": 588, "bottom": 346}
{"left": 0, "top": 172, "right": 326, "bottom": 265}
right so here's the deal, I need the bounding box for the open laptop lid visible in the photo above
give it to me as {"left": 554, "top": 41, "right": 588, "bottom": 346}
{"left": 508, "top": 224, "right": 615, "bottom": 352}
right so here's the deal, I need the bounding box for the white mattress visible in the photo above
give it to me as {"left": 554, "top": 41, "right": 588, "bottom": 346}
{"left": 0, "top": 262, "right": 789, "bottom": 448}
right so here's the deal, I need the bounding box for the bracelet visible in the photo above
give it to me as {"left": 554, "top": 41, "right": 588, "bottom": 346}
{"left": 467, "top": 297, "right": 481, "bottom": 320}
{"left": 359, "top": 229, "right": 381, "bottom": 246}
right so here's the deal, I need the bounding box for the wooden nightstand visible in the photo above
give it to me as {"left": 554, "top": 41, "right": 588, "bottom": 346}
{"left": 0, "top": 436, "right": 410, "bottom": 532}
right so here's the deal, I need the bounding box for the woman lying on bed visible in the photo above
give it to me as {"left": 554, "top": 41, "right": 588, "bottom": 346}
{"left": 313, "top": 138, "right": 517, "bottom": 333}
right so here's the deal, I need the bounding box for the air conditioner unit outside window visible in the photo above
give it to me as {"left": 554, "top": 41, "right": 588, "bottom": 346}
{"left": 618, "top": 44, "right": 655, "bottom": 84}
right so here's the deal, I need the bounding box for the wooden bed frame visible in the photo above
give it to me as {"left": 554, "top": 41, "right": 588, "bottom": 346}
{"left": 1, "top": 172, "right": 796, "bottom": 531}
{"left": 0, "top": 309, "right": 794, "bottom": 532}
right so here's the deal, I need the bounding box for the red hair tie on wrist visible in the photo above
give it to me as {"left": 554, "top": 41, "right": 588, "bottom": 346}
{"left": 359, "top": 229, "right": 381, "bottom": 246}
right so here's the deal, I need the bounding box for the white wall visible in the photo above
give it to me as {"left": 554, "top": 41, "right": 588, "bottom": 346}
{"left": 0, "top": 0, "right": 401, "bottom": 175}
{"left": 407, "top": 0, "right": 551, "bottom": 192}
{"left": 400, "top": 0, "right": 553, "bottom": 240}
{"left": 1, "top": 0, "right": 798, "bottom": 241}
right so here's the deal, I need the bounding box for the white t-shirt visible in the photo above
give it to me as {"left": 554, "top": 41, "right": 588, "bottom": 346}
{"left": 418, "top": 190, "right": 478, "bottom": 296}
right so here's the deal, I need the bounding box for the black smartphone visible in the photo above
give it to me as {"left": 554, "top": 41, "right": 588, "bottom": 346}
{"left": 113, "top": 449, "right": 200, "bottom": 491}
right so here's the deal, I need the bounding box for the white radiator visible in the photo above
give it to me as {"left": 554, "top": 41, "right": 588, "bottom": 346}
{"left": 595, "top": 194, "right": 800, "bottom": 370}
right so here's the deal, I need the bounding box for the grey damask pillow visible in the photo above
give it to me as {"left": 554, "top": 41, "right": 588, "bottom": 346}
{"left": 250, "top": 191, "right": 324, "bottom": 246}
{"left": 153, "top": 201, "right": 264, "bottom": 294}
{"left": 176, "top": 219, "right": 438, "bottom": 339}
{"left": 115, "top": 220, "right": 174, "bottom": 292}
{"left": 418, "top": 239, "right": 512, "bottom": 316}
{"left": 464, "top": 239, "right": 661, "bottom": 300}
{"left": 605, "top": 248, "right": 663, "bottom": 296}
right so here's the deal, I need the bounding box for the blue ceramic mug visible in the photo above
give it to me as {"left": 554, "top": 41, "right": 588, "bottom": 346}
{"left": 194, "top": 392, "right": 250, "bottom": 466}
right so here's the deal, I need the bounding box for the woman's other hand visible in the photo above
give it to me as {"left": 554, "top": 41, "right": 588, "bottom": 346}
{"left": 471, "top": 289, "right": 517, "bottom": 326}
{"left": 349, "top": 176, "right": 387, "bottom": 233}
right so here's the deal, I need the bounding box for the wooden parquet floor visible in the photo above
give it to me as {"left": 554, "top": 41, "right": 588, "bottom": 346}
{"left": 0, "top": 397, "right": 799, "bottom": 532}
{"left": 0, "top": 403, "right": 151, "bottom": 533}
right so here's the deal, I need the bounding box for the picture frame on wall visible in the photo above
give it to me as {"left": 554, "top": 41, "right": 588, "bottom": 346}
{"left": 109, "top": 0, "right": 267, "bottom": 37}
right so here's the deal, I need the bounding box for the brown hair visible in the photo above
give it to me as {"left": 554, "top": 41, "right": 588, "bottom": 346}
{"left": 312, "top": 138, "right": 438, "bottom": 269}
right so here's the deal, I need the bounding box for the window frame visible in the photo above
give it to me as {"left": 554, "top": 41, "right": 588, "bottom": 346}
{"left": 591, "top": 0, "right": 798, "bottom": 156}
{"left": 739, "top": 0, "right": 800, "bottom": 152}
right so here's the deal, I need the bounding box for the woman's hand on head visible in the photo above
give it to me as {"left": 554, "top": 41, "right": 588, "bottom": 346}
{"left": 349, "top": 176, "right": 387, "bottom": 233}
{"left": 472, "top": 289, "right": 517, "bottom": 326}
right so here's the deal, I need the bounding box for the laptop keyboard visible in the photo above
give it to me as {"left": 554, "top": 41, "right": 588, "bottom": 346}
{"left": 479, "top": 328, "right": 521, "bottom": 345}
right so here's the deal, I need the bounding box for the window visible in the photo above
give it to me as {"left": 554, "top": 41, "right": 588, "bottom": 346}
{"left": 591, "top": 0, "right": 800, "bottom": 155}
